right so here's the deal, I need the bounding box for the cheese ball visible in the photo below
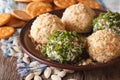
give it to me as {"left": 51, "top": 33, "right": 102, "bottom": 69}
{"left": 93, "top": 10, "right": 120, "bottom": 35}
{"left": 87, "top": 29, "right": 120, "bottom": 63}
{"left": 30, "top": 13, "right": 65, "bottom": 44}
{"left": 62, "top": 3, "right": 95, "bottom": 33}
{"left": 42, "top": 31, "right": 84, "bottom": 64}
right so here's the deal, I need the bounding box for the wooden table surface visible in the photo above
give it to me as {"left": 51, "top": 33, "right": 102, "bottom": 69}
{"left": 0, "top": 50, "right": 120, "bottom": 80}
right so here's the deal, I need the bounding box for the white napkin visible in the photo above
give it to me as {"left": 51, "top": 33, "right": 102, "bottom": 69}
{"left": 0, "top": 0, "right": 17, "bottom": 13}
{"left": 0, "top": 0, "right": 120, "bottom": 13}
{"left": 97, "top": 0, "right": 120, "bottom": 13}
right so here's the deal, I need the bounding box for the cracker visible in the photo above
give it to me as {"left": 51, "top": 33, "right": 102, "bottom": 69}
{"left": 32, "top": 0, "right": 53, "bottom": 3}
{"left": 14, "top": 0, "right": 32, "bottom": 2}
{"left": 6, "top": 15, "right": 26, "bottom": 28}
{"left": 11, "top": 9, "right": 32, "bottom": 21}
{"left": 78, "top": 0, "right": 102, "bottom": 9}
{"left": 25, "top": 2, "right": 52, "bottom": 17}
{"left": 31, "top": 6, "right": 52, "bottom": 17}
{"left": 0, "top": 13, "right": 11, "bottom": 26}
{"left": 0, "top": 26, "right": 15, "bottom": 39}
{"left": 26, "top": 1, "right": 52, "bottom": 13}
{"left": 54, "top": 0, "right": 77, "bottom": 8}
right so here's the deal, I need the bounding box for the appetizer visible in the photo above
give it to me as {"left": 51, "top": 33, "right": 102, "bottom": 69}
{"left": 30, "top": 13, "right": 65, "bottom": 44}
{"left": 62, "top": 3, "right": 95, "bottom": 33}
{"left": 87, "top": 10, "right": 120, "bottom": 63}
{"left": 29, "top": 3, "right": 120, "bottom": 64}
{"left": 87, "top": 29, "right": 120, "bottom": 63}
{"left": 93, "top": 10, "right": 120, "bottom": 35}
{"left": 42, "top": 31, "right": 84, "bottom": 64}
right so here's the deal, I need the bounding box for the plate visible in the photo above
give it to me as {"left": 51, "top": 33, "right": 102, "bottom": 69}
{"left": 19, "top": 9, "right": 120, "bottom": 70}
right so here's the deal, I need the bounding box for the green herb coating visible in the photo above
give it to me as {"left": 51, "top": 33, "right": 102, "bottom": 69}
{"left": 42, "top": 30, "right": 83, "bottom": 64}
{"left": 93, "top": 10, "right": 120, "bottom": 35}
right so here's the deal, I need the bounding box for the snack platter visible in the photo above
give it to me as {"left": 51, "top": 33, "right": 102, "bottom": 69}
{"left": 19, "top": 8, "right": 120, "bottom": 70}
{"left": 0, "top": 0, "right": 120, "bottom": 80}
{"left": 0, "top": 0, "right": 120, "bottom": 71}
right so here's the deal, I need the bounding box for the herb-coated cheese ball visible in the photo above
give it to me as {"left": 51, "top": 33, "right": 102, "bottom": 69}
{"left": 93, "top": 10, "right": 120, "bottom": 35}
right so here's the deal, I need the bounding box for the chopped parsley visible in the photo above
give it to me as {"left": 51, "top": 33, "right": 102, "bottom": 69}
{"left": 42, "top": 30, "right": 84, "bottom": 64}
{"left": 93, "top": 10, "right": 120, "bottom": 35}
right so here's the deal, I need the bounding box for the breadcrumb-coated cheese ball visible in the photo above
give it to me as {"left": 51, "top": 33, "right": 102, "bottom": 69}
{"left": 30, "top": 13, "right": 65, "bottom": 44}
{"left": 62, "top": 3, "right": 95, "bottom": 33}
{"left": 87, "top": 29, "right": 120, "bottom": 63}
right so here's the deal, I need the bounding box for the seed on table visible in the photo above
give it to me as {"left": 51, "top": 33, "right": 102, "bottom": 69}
{"left": 34, "top": 71, "right": 41, "bottom": 76}
{"left": 25, "top": 73, "right": 35, "bottom": 80}
{"left": 16, "top": 52, "right": 24, "bottom": 58}
{"left": 51, "top": 74, "right": 61, "bottom": 80}
{"left": 53, "top": 68, "right": 61, "bottom": 75}
{"left": 44, "top": 67, "right": 52, "bottom": 79}
{"left": 63, "top": 69, "right": 74, "bottom": 73}
{"left": 12, "top": 46, "right": 21, "bottom": 52}
{"left": 50, "top": 67, "right": 61, "bottom": 70}
{"left": 82, "top": 61, "right": 87, "bottom": 65}
{"left": 29, "top": 61, "right": 40, "bottom": 67}
{"left": 57, "top": 71, "right": 66, "bottom": 78}
{"left": 34, "top": 75, "right": 42, "bottom": 80}
{"left": 24, "top": 53, "right": 29, "bottom": 58}
{"left": 33, "top": 69, "right": 42, "bottom": 75}
{"left": 85, "top": 58, "right": 92, "bottom": 65}
{"left": 22, "top": 57, "right": 30, "bottom": 64}
{"left": 67, "top": 79, "right": 77, "bottom": 80}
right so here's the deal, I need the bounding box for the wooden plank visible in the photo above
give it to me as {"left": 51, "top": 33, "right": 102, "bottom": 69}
{"left": 0, "top": 53, "right": 21, "bottom": 80}
{"left": 83, "top": 63, "right": 120, "bottom": 80}
{"left": 0, "top": 51, "right": 120, "bottom": 80}
{"left": 63, "top": 71, "right": 84, "bottom": 80}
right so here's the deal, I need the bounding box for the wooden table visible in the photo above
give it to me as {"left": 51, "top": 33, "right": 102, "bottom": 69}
{"left": 0, "top": 50, "right": 120, "bottom": 80}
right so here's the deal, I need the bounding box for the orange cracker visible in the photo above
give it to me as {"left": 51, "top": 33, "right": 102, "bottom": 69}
{"left": 0, "top": 13, "right": 11, "bottom": 26}
{"left": 11, "top": 9, "right": 32, "bottom": 21}
{"left": 14, "top": 0, "right": 32, "bottom": 2}
{"left": 31, "top": 6, "right": 53, "bottom": 17}
{"left": 0, "top": 26, "right": 15, "bottom": 39}
{"left": 26, "top": 1, "right": 52, "bottom": 12}
{"left": 32, "top": 0, "right": 53, "bottom": 3}
{"left": 6, "top": 15, "right": 26, "bottom": 28}
{"left": 25, "top": 2, "right": 52, "bottom": 17}
{"left": 54, "top": 0, "right": 77, "bottom": 8}
{"left": 78, "top": 0, "right": 102, "bottom": 9}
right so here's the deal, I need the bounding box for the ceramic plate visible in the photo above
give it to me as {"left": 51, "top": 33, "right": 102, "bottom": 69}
{"left": 19, "top": 9, "right": 120, "bottom": 70}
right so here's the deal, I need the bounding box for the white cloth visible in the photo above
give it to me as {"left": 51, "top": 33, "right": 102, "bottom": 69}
{"left": 0, "top": 0, "right": 120, "bottom": 13}
{"left": 97, "top": 0, "right": 120, "bottom": 13}
{"left": 0, "top": 0, "right": 17, "bottom": 13}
